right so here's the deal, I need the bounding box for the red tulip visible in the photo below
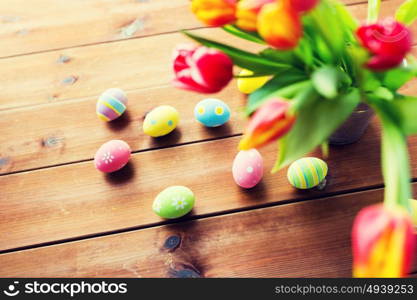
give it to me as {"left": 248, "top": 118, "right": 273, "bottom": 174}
{"left": 172, "top": 44, "right": 233, "bottom": 94}
{"left": 352, "top": 204, "right": 415, "bottom": 278}
{"left": 357, "top": 18, "right": 412, "bottom": 71}
{"left": 239, "top": 98, "right": 296, "bottom": 150}
{"left": 257, "top": 3, "right": 302, "bottom": 50}
{"left": 286, "top": 0, "right": 319, "bottom": 13}
{"left": 236, "top": 0, "right": 275, "bottom": 32}
{"left": 366, "top": 54, "right": 405, "bottom": 71}
{"left": 191, "top": 0, "right": 237, "bottom": 27}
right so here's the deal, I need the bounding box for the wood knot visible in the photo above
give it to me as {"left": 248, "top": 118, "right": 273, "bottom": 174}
{"left": 0, "top": 157, "right": 10, "bottom": 167}
{"left": 57, "top": 55, "right": 71, "bottom": 64}
{"left": 61, "top": 75, "right": 78, "bottom": 86}
{"left": 169, "top": 267, "right": 201, "bottom": 278}
{"left": 42, "top": 136, "right": 64, "bottom": 148}
{"left": 164, "top": 235, "right": 181, "bottom": 252}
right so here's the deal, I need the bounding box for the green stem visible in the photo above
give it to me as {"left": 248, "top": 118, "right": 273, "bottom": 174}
{"left": 367, "top": 0, "right": 381, "bottom": 23}
{"left": 379, "top": 112, "right": 412, "bottom": 211}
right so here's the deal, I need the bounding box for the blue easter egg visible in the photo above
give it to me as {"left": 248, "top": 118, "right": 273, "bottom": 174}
{"left": 194, "top": 98, "right": 231, "bottom": 127}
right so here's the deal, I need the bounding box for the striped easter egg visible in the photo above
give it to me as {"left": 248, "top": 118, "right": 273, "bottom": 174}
{"left": 287, "top": 157, "right": 328, "bottom": 189}
{"left": 96, "top": 88, "right": 128, "bottom": 121}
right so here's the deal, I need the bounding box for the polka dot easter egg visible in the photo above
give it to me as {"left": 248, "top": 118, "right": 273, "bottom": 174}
{"left": 153, "top": 186, "right": 195, "bottom": 219}
{"left": 94, "top": 140, "right": 131, "bottom": 173}
{"left": 232, "top": 149, "right": 264, "bottom": 189}
{"left": 143, "top": 105, "right": 179, "bottom": 137}
{"left": 96, "top": 88, "right": 128, "bottom": 121}
{"left": 287, "top": 157, "right": 328, "bottom": 189}
{"left": 194, "top": 98, "right": 231, "bottom": 127}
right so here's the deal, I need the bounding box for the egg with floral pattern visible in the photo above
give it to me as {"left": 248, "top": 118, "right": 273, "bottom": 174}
{"left": 194, "top": 98, "right": 231, "bottom": 127}
{"left": 232, "top": 149, "right": 264, "bottom": 189}
{"left": 143, "top": 105, "right": 179, "bottom": 137}
{"left": 94, "top": 140, "right": 131, "bottom": 173}
{"left": 152, "top": 186, "right": 195, "bottom": 219}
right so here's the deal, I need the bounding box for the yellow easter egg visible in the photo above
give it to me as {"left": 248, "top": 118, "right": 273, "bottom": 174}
{"left": 143, "top": 105, "right": 179, "bottom": 137}
{"left": 237, "top": 69, "right": 270, "bottom": 94}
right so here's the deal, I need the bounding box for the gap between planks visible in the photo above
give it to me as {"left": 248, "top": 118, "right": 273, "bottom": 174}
{"left": 0, "top": 0, "right": 404, "bottom": 112}
{"left": 0, "top": 0, "right": 382, "bottom": 61}
{"left": 0, "top": 182, "right": 399, "bottom": 255}
{"left": 0, "top": 133, "right": 242, "bottom": 177}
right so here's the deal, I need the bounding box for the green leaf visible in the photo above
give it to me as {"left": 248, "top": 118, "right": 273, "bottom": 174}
{"left": 246, "top": 72, "right": 308, "bottom": 115}
{"left": 334, "top": 1, "right": 358, "bottom": 32}
{"left": 183, "top": 31, "right": 290, "bottom": 74}
{"left": 396, "top": 0, "right": 417, "bottom": 25}
{"left": 260, "top": 48, "right": 299, "bottom": 65}
{"left": 372, "top": 86, "right": 394, "bottom": 101}
{"left": 308, "top": 1, "right": 345, "bottom": 59}
{"left": 273, "top": 87, "right": 361, "bottom": 171}
{"left": 311, "top": 66, "right": 343, "bottom": 99}
{"left": 368, "top": 0, "right": 381, "bottom": 23}
{"left": 380, "top": 67, "right": 415, "bottom": 90}
{"left": 391, "top": 95, "right": 417, "bottom": 135}
{"left": 222, "top": 25, "right": 265, "bottom": 45}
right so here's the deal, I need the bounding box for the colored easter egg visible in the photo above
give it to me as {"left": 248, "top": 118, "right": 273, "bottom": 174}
{"left": 143, "top": 105, "right": 179, "bottom": 137}
{"left": 237, "top": 69, "right": 270, "bottom": 94}
{"left": 152, "top": 186, "right": 195, "bottom": 219}
{"left": 194, "top": 98, "right": 231, "bottom": 127}
{"left": 232, "top": 149, "right": 264, "bottom": 189}
{"left": 96, "top": 88, "right": 128, "bottom": 121}
{"left": 94, "top": 140, "right": 131, "bottom": 173}
{"left": 287, "top": 157, "right": 328, "bottom": 189}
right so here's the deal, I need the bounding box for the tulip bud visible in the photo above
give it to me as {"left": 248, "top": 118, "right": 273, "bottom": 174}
{"left": 239, "top": 98, "right": 296, "bottom": 150}
{"left": 191, "top": 0, "right": 237, "bottom": 27}
{"left": 236, "top": 0, "right": 275, "bottom": 32}
{"left": 286, "top": 0, "right": 319, "bottom": 13}
{"left": 352, "top": 204, "right": 415, "bottom": 278}
{"left": 257, "top": 3, "right": 302, "bottom": 50}
{"left": 357, "top": 18, "right": 412, "bottom": 71}
{"left": 237, "top": 69, "right": 270, "bottom": 94}
{"left": 172, "top": 44, "right": 234, "bottom": 94}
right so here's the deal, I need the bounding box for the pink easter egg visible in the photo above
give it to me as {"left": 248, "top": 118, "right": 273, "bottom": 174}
{"left": 94, "top": 140, "right": 131, "bottom": 173}
{"left": 232, "top": 149, "right": 264, "bottom": 189}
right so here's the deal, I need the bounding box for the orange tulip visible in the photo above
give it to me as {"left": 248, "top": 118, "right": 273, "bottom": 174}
{"left": 239, "top": 98, "right": 296, "bottom": 150}
{"left": 257, "top": 2, "right": 302, "bottom": 50}
{"left": 236, "top": 0, "right": 275, "bottom": 32}
{"left": 191, "top": 0, "right": 237, "bottom": 27}
{"left": 352, "top": 204, "right": 415, "bottom": 278}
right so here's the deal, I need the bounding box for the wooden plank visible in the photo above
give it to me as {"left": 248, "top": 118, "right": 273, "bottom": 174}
{"left": 0, "top": 0, "right": 407, "bottom": 111}
{"left": 0, "top": 186, "right": 413, "bottom": 278}
{"left": 2, "top": 77, "right": 417, "bottom": 175}
{"left": 0, "top": 0, "right": 200, "bottom": 59}
{"left": 0, "top": 0, "right": 380, "bottom": 59}
{"left": 0, "top": 83, "right": 244, "bottom": 174}
{"left": 1, "top": 120, "right": 417, "bottom": 251}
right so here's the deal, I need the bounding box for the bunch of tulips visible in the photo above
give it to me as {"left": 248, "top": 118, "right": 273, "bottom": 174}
{"left": 173, "top": 0, "right": 417, "bottom": 277}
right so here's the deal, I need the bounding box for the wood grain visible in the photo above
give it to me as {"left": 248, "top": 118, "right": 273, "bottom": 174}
{"left": 0, "top": 0, "right": 407, "bottom": 111}
{"left": 0, "top": 0, "right": 381, "bottom": 59}
{"left": 2, "top": 78, "right": 417, "bottom": 175}
{"left": 0, "top": 83, "right": 244, "bottom": 174}
{"left": 1, "top": 119, "right": 417, "bottom": 251}
{"left": 0, "top": 186, "right": 414, "bottom": 278}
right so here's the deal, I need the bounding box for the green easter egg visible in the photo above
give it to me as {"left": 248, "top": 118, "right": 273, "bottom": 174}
{"left": 152, "top": 186, "right": 195, "bottom": 219}
{"left": 287, "top": 157, "right": 328, "bottom": 189}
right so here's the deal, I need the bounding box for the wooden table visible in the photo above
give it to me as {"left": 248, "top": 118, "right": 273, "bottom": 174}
{"left": 0, "top": 0, "right": 416, "bottom": 278}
